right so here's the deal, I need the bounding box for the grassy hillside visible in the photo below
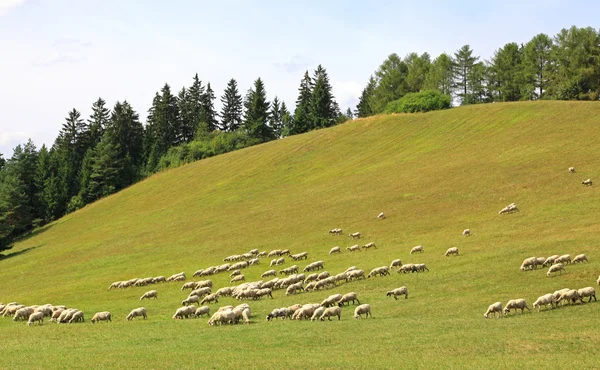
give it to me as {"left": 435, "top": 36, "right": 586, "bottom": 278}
{"left": 1, "top": 101, "right": 600, "bottom": 369}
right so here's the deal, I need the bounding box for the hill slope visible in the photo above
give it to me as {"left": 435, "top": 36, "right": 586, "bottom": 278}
{"left": 1, "top": 101, "right": 600, "bottom": 369}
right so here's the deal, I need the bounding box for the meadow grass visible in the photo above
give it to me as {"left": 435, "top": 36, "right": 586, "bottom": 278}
{"left": 1, "top": 101, "right": 600, "bottom": 369}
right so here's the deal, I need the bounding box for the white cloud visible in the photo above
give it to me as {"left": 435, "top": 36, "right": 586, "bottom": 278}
{"left": 332, "top": 80, "right": 363, "bottom": 110}
{"left": 0, "top": 0, "right": 25, "bottom": 16}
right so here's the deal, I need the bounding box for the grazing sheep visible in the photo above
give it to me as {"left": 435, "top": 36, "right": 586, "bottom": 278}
{"left": 582, "top": 179, "right": 592, "bottom": 186}
{"left": 552, "top": 288, "right": 571, "bottom": 301}
{"left": 368, "top": 266, "right": 390, "bottom": 278}
{"left": 572, "top": 254, "right": 588, "bottom": 264}
{"left": 483, "top": 302, "right": 503, "bottom": 318}
{"left": 410, "top": 245, "right": 424, "bottom": 254}
{"left": 215, "top": 287, "right": 232, "bottom": 297}
{"left": 256, "top": 288, "right": 273, "bottom": 299}
{"left": 533, "top": 294, "right": 556, "bottom": 311}
{"left": 377, "top": 212, "right": 386, "bottom": 220}
{"left": 140, "top": 290, "right": 158, "bottom": 301}
{"left": 568, "top": 167, "right": 575, "bottom": 173}
{"left": 577, "top": 287, "right": 596, "bottom": 302}
{"left": 109, "top": 281, "right": 122, "bottom": 290}
{"left": 267, "top": 250, "right": 282, "bottom": 257}
{"left": 347, "top": 269, "right": 365, "bottom": 280}
{"left": 182, "top": 295, "right": 201, "bottom": 306}
{"left": 34, "top": 306, "right": 53, "bottom": 318}
{"left": 499, "top": 203, "right": 519, "bottom": 215}
{"left": 91, "top": 312, "right": 112, "bottom": 323}
{"left": 362, "top": 242, "right": 377, "bottom": 250}
{"left": 311, "top": 306, "right": 326, "bottom": 321}
{"left": 329, "top": 246, "right": 341, "bottom": 254}
{"left": 201, "top": 293, "right": 219, "bottom": 305}
{"left": 520, "top": 257, "right": 539, "bottom": 271}
{"left": 189, "top": 287, "right": 211, "bottom": 298}
{"left": 555, "top": 254, "right": 572, "bottom": 265}
{"left": 346, "top": 244, "right": 361, "bottom": 252}
{"left": 50, "top": 309, "right": 64, "bottom": 322}
{"left": 230, "top": 270, "right": 241, "bottom": 277}
{"left": 262, "top": 269, "right": 277, "bottom": 278}
{"left": 462, "top": 229, "right": 471, "bottom": 236}
{"left": 290, "top": 252, "right": 308, "bottom": 260}
{"left": 320, "top": 306, "right": 342, "bottom": 321}
{"left": 345, "top": 266, "right": 358, "bottom": 273}
{"left": 248, "top": 258, "right": 260, "bottom": 266}
{"left": 387, "top": 286, "right": 409, "bottom": 300}
{"left": 338, "top": 292, "right": 360, "bottom": 306}
{"left": 317, "top": 271, "right": 330, "bottom": 280}
{"left": 280, "top": 249, "right": 291, "bottom": 256}
{"left": 230, "top": 275, "right": 245, "bottom": 283}
{"left": 445, "top": 247, "right": 459, "bottom": 257}
{"left": 13, "top": 307, "right": 34, "bottom": 321}
{"left": 557, "top": 290, "right": 583, "bottom": 305}
{"left": 293, "top": 304, "right": 321, "bottom": 321}
{"left": 397, "top": 264, "right": 416, "bottom": 274}
{"left": 173, "top": 306, "right": 196, "bottom": 319}
{"left": 126, "top": 307, "right": 147, "bottom": 321}
{"left": 353, "top": 304, "right": 371, "bottom": 319}
{"left": 542, "top": 255, "right": 559, "bottom": 267}
{"left": 285, "top": 282, "right": 304, "bottom": 296}
{"left": 503, "top": 299, "right": 530, "bottom": 315}
{"left": 547, "top": 263, "right": 565, "bottom": 277}
{"left": 329, "top": 228, "right": 343, "bottom": 235}
{"left": 535, "top": 257, "right": 546, "bottom": 267}
{"left": 321, "top": 294, "right": 343, "bottom": 308}
{"left": 349, "top": 232, "right": 361, "bottom": 239}
{"left": 414, "top": 264, "right": 429, "bottom": 273}
{"left": 27, "top": 312, "right": 44, "bottom": 326}
{"left": 69, "top": 311, "right": 85, "bottom": 323}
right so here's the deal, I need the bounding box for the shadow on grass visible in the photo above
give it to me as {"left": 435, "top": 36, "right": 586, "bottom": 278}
{"left": 13, "top": 222, "right": 56, "bottom": 244}
{"left": 0, "top": 244, "right": 43, "bottom": 261}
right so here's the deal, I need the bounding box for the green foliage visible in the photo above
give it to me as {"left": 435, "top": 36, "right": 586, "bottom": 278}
{"left": 291, "top": 71, "right": 313, "bottom": 134}
{"left": 423, "top": 53, "right": 454, "bottom": 96}
{"left": 219, "top": 78, "right": 243, "bottom": 132}
{"left": 384, "top": 90, "right": 451, "bottom": 113}
{"left": 355, "top": 76, "right": 376, "bottom": 117}
{"left": 243, "top": 78, "right": 274, "bottom": 142}
{"left": 371, "top": 53, "right": 409, "bottom": 113}
{"left": 309, "top": 65, "right": 337, "bottom": 129}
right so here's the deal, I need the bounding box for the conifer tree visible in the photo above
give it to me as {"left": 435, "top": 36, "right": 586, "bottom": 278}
{"left": 292, "top": 71, "right": 312, "bottom": 135}
{"left": 219, "top": 78, "right": 243, "bottom": 132}
{"left": 310, "top": 65, "right": 336, "bottom": 129}
{"left": 243, "top": 78, "right": 273, "bottom": 142}
{"left": 268, "top": 96, "right": 283, "bottom": 138}
{"left": 200, "top": 83, "right": 218, "bottom": 131}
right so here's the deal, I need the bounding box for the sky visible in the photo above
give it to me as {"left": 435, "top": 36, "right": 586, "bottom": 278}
{"left": 1, "top": 0, "right": 598, "bottom": 157}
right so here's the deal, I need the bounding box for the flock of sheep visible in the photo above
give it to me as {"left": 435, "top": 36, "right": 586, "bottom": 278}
{"left": 2, "top": 166, "right": 597, "bottom": 328}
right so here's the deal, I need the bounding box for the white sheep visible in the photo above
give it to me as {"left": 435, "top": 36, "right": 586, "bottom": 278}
{"left": 126, "top": 307, "right": 147, "bottom": 321}
{"left": 346, "top": 244, "right": 361, "bottom": 252}
{"left": 189, "top": 287, "right": 211, "bottom": 298}
{"left": 230, "top": 275, "right": 245, "bottom": 283}
{"left": 568, "top": 167, "right": 575, "bottom": 173}
{"left": 547, "top": 263, "right": 565, "bottom": 277}
{"left": 261, "top": 269, "right": 277, "bottom": 278}
{"left": 390, "top": 259, "right": 402, "bottom": 269}
{"left": 386, "top": 286, "right": 408, "bottom": 300}
{"left": 321, "top": 294, "right": 343, "bottom": 308}
{"left": 27, "top": 311, "right": 44, "bottom": 326}
{"left": 173, "top": 306, "right": 196, "bottom": 319}
{"left": 201, "top": 293, "right": 219, "bottom": 305}
{"left": 445, "top": 247, "right": 459, "bottom": 257}
{"left": 182, "top": 295, "right": 201, "bottom": 306}
{"left": 329, "top": 246, "right": 341, "bottom": 254}
{"left": 338, "top": 292, "right": 360, "bottom": 306}
{"left": 410, "top": 245, "right": 424, "bottom": 254}
{"left": 13, "top": 307, "right": 33, "bottom": 321}
{"left": 349, "top": 232, "right": 361, "bottom": 239}
{"left": 542, "top": 255, "right": 559, "bottom": 267}
{"left": 362, "top": 242, "right": 377, "bottom": 250}
{"left": 310, "top": 306, "right": 326, "bottom": 321}
{"left": 462, "top": 229, "right": 470, "bottom": 236}
{"left": 91, "top": 311, "right": 112, "bottom": 323}
{"left": 377, "top": 212, "right": 386, "bottom": 219}
{"left": 483, "top": 302, "right": 503, "bottom": 318}
{"left": 353, "top": 304, "right": 371, "bottom": 319}
{"left": 503, "top": 299, "right": 530, "bottom": 315}
{"left": 555, "top": 254, "right": 572, "bottom": 265}
{"left": 320, "top": 306, "right": 341, "bottom": 321}
{"left": 577, "top": 287, "right": 596, "bottom": 302}
{"left": 520, "top": 257, "right": 539, "bottom": 271}
{"left": 109, "top": 281, "right": 122, "bottom": 290}
{"left": 140, "top": 290, "right": 158, "bottom": 301}
{"left": 572, "top": 254, "right": 588, "bottom": 264}
{"left": 533, "top": 294, "right": 556, "bottom": 311}
{"left": 68, "top": 310, "right": 85, "bottom": 323}
{"left": 229, "top": 270, "right": 241, "bottom": 277}
{"left": 557, "top": 289, "right": 583, "bottom": 305}
{"left": 582, "top": 178, "right": 592, "bottom": 186}
{"left": 347, "top": 269, "right": 365, "bottom": 280}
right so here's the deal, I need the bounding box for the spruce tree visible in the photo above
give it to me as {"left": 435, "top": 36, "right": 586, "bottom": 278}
{"left": 355, "top": 76, "right": 376, "bottom": 118}
{"left": 107, "top": 101, "right": 144, "bottom": 186}
{"left": 268, "top": 96, "right": 283, "bottom": 138}
{"left": 310, "top": 65, "right": 336, "bottom": 129}
{"left": 144, "top": 84, "right": 179, "bottom": 171}
{"left": 280, "top": 102, "right": 293, "bottom": 137}
{"left": 177, "top": 87, "right": 194, "bottom": 143}
{"left": 87, "top": 131, "right": 122, "bottom": 201}
{"left": 243, "top": 78, "right": 273, "bottom": 142}
{"left": 219, "top": 78, "right": 243, "bottom": 132}
{"left": 187, "top": 74, "right": 205, "bottom": 134}
{"left": 292, "top": 71, "right": 312, "bottom": 135}
{"left": 88, "top": 98, "right": 109, "bottom": 149}
{"left": 200, "top": 83, "right": 218, "bottom": 131}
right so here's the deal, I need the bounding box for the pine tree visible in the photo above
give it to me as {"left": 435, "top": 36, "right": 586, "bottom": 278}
{"left": 178, "top": 87, "right": 195, "bottom": 143}
{"left": 310, "top": 65, "right": 336, "bottom": 129}
{"left": 345, "top": 108, "right": 353, "bottom": 119}
{"left": 107, "top": 101, "right": 144, "bottom": 187}
{"left": 87, "top": 131, "right": 122, "bottom": 201}
{"left": 0, "top": 153, "right": 5, "bottom": 171}
{"left": 268, "top": 96, "right": 283, "bottom": 138}
{"left": 144, "top": 84, "right": 179, "bottom": 172}
{"left": 187, "top": 74, "right": 205, "bottom": 134}
{"left": 292, "top": 71, "right": 313, "bottom": 135}
{"left": 243, "top": 78, "right": 273, "bottom": 142}
{"left": 0, "top": 168, "right": 32, "bottom": 251}
{"left": 88, "top": 98, "right": 109, "bottom": 149}
{"left": 200, "top": 83, "right": 218, "bottom": 131}
{"left": 219, "top": 78, "right": 243, "bottom": 131}
{"left": 454, "top": 45, "right": 479, "bottom": 105}
{"left": 280, "top": 102, "right": 293, "bottom": 137}
{"left": 355, "top": 76, "right": 376, "bottom": 117}
{"left": 9, "top": 139, "right": 40, "bottom": 221}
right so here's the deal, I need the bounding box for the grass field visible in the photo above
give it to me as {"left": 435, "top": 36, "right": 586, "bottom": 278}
{"left": 1, "top": 101, "right": 600, "bottom": 369}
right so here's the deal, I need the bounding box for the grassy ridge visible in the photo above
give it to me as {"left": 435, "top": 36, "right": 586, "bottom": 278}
{"left": 1, "top": 101, "right": 600, "bottom": 369}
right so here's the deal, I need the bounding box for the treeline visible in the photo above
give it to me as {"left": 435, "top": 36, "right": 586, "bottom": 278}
{"left": 0, "top": 65, "right": 352, "bottom": 252}
{"left": 356, "top": 26, "right": 600, "bottom": 117}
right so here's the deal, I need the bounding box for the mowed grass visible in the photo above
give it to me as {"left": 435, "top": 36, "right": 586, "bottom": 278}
{"left": 1, "top": 101, "right": 600, "bottom": 369}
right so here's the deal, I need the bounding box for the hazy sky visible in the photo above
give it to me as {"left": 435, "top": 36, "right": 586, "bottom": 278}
{"left": 1, "top": 0, "right": 598, "bottom": 156}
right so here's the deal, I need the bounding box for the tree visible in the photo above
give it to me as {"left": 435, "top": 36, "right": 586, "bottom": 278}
{"left": 144, "top": 84, "right": 179, "bottom": 172}
{"left": 489, "top": 43, "right": 526, "bottom": 101}
{"left": 310, "top": 65, "right": 337, "bottom": 129}
{"left": 454, "top": 45, "right": 480, "bottom": 104}
{"left": 88, "top": 98, "right": 110, "bottom": 149}
{"left": 523, "top": 33, "right": 553, "bottom": 99}
{"left": 0, "top": 168, "right": 32, "bottom": 252}
{"left": 371, "top": 54, "right": 409, "bottom": 113}
{"left": 107, "top": 101, "right": 144, "bottom": 187}
{"left": 178, "top": 87, "right": 195, "bottom": 143}
{"left": 355, "top": 76, "right": 377, "bottom": 117}
{"left": 268, "top": 96, "right": 283, "bottom": 138}
{"left": 86, "top": 131, "right": 122, "bottom": 201}
{"left": 243, "top": 78, "right": 273, "bottom": 142}
{"left": 468, "top": 62, "right": 489, "bottom": 104}
{"left": 291, "top": 71, "right": 313, "bottom": 135}
{"left": 423, "top": 53, "right": 455, "bottom": 96}
{"left": 280, "top": 102, "right": 293, "bottom": 137}
{"left": 345, "top": 108, "right": 353, "bottom": 119}
{"left": 0, "top": 153, "right": 5, "bottom": 171}
{"left": 9, "top": 139, "right": 40, "bottom": 220}
{"left": 405, "top": 52, "right": 431, "bottom": 93}
{"left": 219, "top": 78, "right": 243, "bottom": 132}
{"left": 200, "top": 83, "right": 218, "bottom": 131}
{"left": 187, "top": 74, "right": 205, "bottom": 134}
